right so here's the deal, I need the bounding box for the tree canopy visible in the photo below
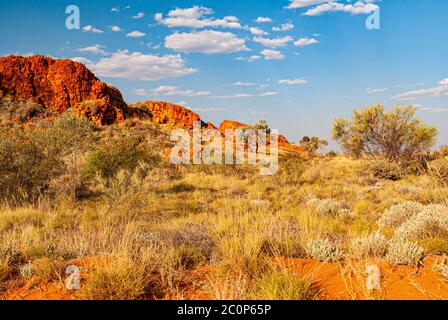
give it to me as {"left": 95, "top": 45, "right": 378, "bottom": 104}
{"left": 332, "top": 105, "right": 438, "bottom": 162}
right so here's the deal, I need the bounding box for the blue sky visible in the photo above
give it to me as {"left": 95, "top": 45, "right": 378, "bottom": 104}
{"left": 1, "top": 0, "right": 447, "bottom": 147}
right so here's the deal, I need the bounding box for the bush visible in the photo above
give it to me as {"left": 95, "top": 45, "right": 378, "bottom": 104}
{"left": 82, "top": 136, "right": 159, "bottom": 180}
{"left": 308, "top": 198, "right": 346, "bottom": 218}
{"left": 251, "top": 270, "right": 318, "bottom": 300}
{"left": 386, "top": 240, "right": 424, "bottom": 265}
{"left": 305, "top": 239, "right": 344, "bottom": 262}
{"left": 0, "top": 114, "right": 95, "bottom": 204}
{"left": 395, "top": 205, "right": 448, "bottom": 241}
{"left": 378, "top": 201, "right": 424, "bottom": 229}
{"left": 429, "top": 159, "right": 448, "bottom": 183}
{"left": 351, "top": 232, "right": 389, "bottom": 258}
{"left": 370, "top": 160, "right": 404, "bottom": 181}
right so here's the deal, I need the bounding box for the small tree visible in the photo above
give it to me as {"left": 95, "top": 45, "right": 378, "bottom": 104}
{"left": 332, "top": 105, "right": 437, "bottom": 162}
{"left": 300, "top": 136, "right": 328, "bottom": 153}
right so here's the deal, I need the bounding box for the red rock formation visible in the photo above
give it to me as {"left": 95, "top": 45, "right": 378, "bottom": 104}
{"left": 0, "top": 55, "right": 128, "bottom": 125}
{"left": 131, "top": 100, "right": 214, "bottom": 130}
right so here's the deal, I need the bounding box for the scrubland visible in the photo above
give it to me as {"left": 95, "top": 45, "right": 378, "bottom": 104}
{"left": 0, "top": 114, "right": 448, "bottom": 300}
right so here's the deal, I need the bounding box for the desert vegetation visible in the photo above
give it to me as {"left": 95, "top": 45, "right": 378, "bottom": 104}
{"left": 0, "top": 104, "right": 447, "bottom": 300}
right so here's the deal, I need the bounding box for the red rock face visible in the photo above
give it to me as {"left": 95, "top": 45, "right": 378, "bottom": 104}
{"left": 132, "top": 100, "right": 211, "bottom": 130}
{"left": 0, "top": 55, "right": 128, "bottom": 125}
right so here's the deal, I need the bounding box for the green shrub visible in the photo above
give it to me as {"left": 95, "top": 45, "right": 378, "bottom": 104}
{"left": 82, "top": 136, "right": 159, "bottom": 180}
{"left": 305, "top": 239, "right": 344, "bottom": 262}
{"left": 386, "top": 240, "right": 424, "bottom": 265}
{"left": 370, "top": 160, "right": 403, "bottom": 181}
{"left": 351, "top": 232, "right": 389, "bottom": 258}
{"left": 0, "top": 114, "right": 95, "bottom": 204}
{"left": 378, "top": 201, "right": 424, "bottom": 229}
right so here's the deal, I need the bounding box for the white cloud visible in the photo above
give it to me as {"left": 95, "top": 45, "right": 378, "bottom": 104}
{"left": 254, "top": 36, "right": 293, "bottom": 48}
{"left": 133, "top": 86, "right": 210, "bottom": 97}
{"left": 165, "top": 30, "right": 248, "bottom": 54}
{"left": 234, "top": 81, "right": 257, "bottom": 86}
{"left": 286, "top": 0, "right": 328, "bottom": 9}
{"left": 279, "top": 78, "right": 308, "bottom": 85}
{"left": 211, "top": 91, "right": 278, "bottom": 99}
{"left": 261, "top": 49, "right": 285, "bottom": 60}
{"left": 109, "top": 26, "right": 123, "bottom": 32}
{"left": 132, "top": 12, "right": 145, "bottom": 19}
{"left": 90, "top": 50, "right": 198, "bottom": 81}
{"left": 391, "top": 79, "right": 448, "bottom": 101}
{"left": 126, "top": 31, "right": 146, "bottom": 38}
{"left": 77, "top": 44, "right": 107, "bottom": 55}
{"left": 70, "top": 57, "right": 94, "bottom": 65}
{"left": 260, "top": 91, "right": 278, "bottom": 96}
{"left": 294, "top": 38, "right": 319, "bottom": 47}
{"left": 272, "top": 22, "right": 294, "bottom": 32}
{"left": 303, "top": 1, "right": 380, "bottom": 16}
{"left": 367, "top": 88, "right": 387, "bottom": 94}
{"left": 416, "top": 106, "right": 448, "bottom": 113}
{"left": 255, "top": 17, "right": 272, "bottom": 23}
{"left": 147, "top": 85, "right": 211, "bottom": 97}
{"left": 82, "top": 25, "right": 103, "bottom": 34}
{"left": 193, "top": 107, "right": 225, "bottom": 113}
{"left": 439, "top": 78, "right": 448, "bottom": 86}
{"left": 111, "top": 7, "right": 120, "bottom": 13}
{"left": 155, "top": 6, "right": 243, "bottom": 29}
{"left": 250, "top": 27, "right": 268, "bottom": 36}
{"left": 236, "top": 55, "right": 261, "bottom": 62}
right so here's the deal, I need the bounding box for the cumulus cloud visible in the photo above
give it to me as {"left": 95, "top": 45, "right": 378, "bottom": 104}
{"left": 132, "top": 12, "right": 145, "bottom": 19}
{"left": 253, "top": 36, "right": 293, "bottom": 48}
{"left": 155, "top": 6, "right": 243, "bottom": 29}
{"left": 235, "top": 55, "right": 262, "bottom": 62}
{"left": 77, "top": 44, "right": 108, "bottom": 55}
{"left": 165, "top": 30, "right": 248, "bottom": 54}
{"left": 109, "top": 26, "right": 123, "bottom": 32}
{"left": 250, "top": 27, "right": 268, "bottom": 36}
{"left": 286, "top": 0, "right": 328, "bottom": 9}
{"left": 303, "top": 1, "right": 379, "bottom": 16}
{"left": 255, "top": 17, "right": 272, "bottom": 23}
{"left": 111, "top": 7, "right": 120, "bottom": 13}
{"left": 82, "top": 25, "right": 103, "bottom": 34}
{"left": 294, "top": 37, "right": 319, "bottom": 47}
{"left": 261, "top": 49, "right": 285, "bottom": 60}
{"left": 272, "top": 22, "right": 294, "bottom": 32}
{"left": 126, "top": 31, "right": 146, "bottom": 38}
{"left": 90, "top": 50, "right": 198, "bottom": 81}
{"left": 278, "top": 78, "right": 308, "bottom": 85}
{"left": 70, "top": 57, "right": 94, "bottom": 66}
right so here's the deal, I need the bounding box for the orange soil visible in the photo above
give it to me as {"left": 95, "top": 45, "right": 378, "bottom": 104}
{"left": 2, "top": 257, "right": 448, "bottom": 300}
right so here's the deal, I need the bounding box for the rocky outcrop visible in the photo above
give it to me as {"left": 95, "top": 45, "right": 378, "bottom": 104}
{"left": 131, "top": 100, "right": 215, "bottom": 130}
{"left": 0, "top": 55, "right": 128, "bottom": 125}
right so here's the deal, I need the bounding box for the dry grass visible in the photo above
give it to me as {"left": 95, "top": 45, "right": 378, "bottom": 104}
{"left": 1, "top": 118, "right": 447, "bottom": 300}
